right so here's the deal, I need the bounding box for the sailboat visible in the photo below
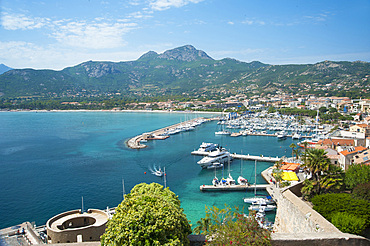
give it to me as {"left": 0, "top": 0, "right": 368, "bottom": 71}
{"left": 237, "top": 151, "right": 248, "bottom": 186}
{"left": 215, "top": 112, "right": 231, "bottom": 135}
{"left": 212, "top": 165, "right": 220, "bottom": 186}
{"left": 225, "top": 155, "right": 236, "bottom": 185}
{"left": 243, "top": 160, "right": 274, "bottom": 204}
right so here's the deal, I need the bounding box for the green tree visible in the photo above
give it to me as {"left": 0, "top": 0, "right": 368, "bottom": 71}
{"left": 311, "top": 193, "right": 370, "bottom": 234}
{"left": 196, "top": 205, "right": 271, "bottom": 246}
{"left": 301, "top": 179, "right": 319, "bottom": 200}
{"left": 352, "top": 182, "right": 370, "bottom": 202}
{"left": 344, "top": 163, "right": 370, "bottom": 190}
{"left": 101, "top": 183, "right": 191, "bottom": 246}
{"left": 302, "top": 148, "right": 330, "bottom": 183}
{"left": 319, "top": 164, "right": 345, "bottom": 193}
{"left": 289, "top": 143, "right": 297, "bottom": 158}
{"left": 331, "top": 212, "right": 367, "bottom": 235}
{"left": 293, "top": 148, "right": 301, "bottom": 160}
{"left": 193, "top": 217, "right": 211, "bottom": 235}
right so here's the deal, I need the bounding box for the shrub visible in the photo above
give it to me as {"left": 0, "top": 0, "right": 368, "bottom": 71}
{"left": 331, "top": 212, "right": 367, "bottom": 235}
{"left": 311, "top": 193, "right": 370, "bottom": 229}
{"left": 101, "top": 183, "right": 191, "bottom": 246}
{"left": 352, "top": 182, "right": 370, "bottom": 202}
{"left": 196, "top": 206, "right": 271, "bottom": 246}
{"left": 345, "top": 164, "right": 370, "bottom": 190}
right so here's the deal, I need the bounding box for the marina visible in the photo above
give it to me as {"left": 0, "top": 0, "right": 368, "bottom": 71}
{"left": 0, "top": 111, "right": 303, "bottom": 232}
{"left": 199, "top": 184, "right": 270, "bottom": 191}
{"left": 191, "top": 150, "right": 280, "bottom": 162}
{"left": 127, "top": 117, "right": 211, "bottom": 149}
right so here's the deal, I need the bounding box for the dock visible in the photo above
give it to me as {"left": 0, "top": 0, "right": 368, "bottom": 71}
{"left": 230, "top": 153, "right": 280, "bottom": 162}
{"left": 191, "top": 151, "right": 280, "bottom": 162}
{"left": 200, "top": 184, "right": 270, "bottom": 191}
{"left": 127, "top": 117, "right": 210, "bottom": 149}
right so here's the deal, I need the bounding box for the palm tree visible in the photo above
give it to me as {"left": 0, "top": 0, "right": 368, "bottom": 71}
{"left": 302, "top": 148, "right": 330, "bottom": 181}
{"left": 289, "top": 143, "right": 297, "bottom": 158}
{"left": 320, "top": 164, "right": 345, "bottom": 193}
{"left": 301, "top": 179, "right": 319, "bottom": 200}
{"left": 193, "top": 217, "right": 211, "bottom": 235}
{"left": 301, "top": 141, "right": 309, "bottom": 163}
{"left": 293, "top": 148, "right": 301, "bottom": 161}
{"left": 275, "top": 158, "right": 284, "bottom": 169}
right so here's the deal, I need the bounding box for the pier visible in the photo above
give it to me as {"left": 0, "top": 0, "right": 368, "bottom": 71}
{"left": 127, "top": 117, "right": 210, "bottom": 149}
{"left": 191, "top": 151, "right": 280, "bottom": 162}
{"left": 200, "top": 184, "right": 270, "bottom": 191}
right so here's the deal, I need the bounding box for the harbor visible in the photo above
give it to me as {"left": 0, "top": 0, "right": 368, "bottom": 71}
{"left": 199, "top": 184, "right": 270, "bottom": 191}
{"left": 191, "top": 150, "right": 280, "bottom": 162}
{"left": 0, "top": 111, "right": 302, "bottom": 235}
{"left": 126, "top": 117, "right": 213, "bottom": 149}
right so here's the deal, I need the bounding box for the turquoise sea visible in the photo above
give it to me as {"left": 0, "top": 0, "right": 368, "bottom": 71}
{"left": 0, "top": 111, "right": 299, "bottom": 229}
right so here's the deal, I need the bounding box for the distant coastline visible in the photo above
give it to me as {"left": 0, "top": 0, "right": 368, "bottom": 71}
{"left": 0, "top": 109, "right": 222, "bottom": 115}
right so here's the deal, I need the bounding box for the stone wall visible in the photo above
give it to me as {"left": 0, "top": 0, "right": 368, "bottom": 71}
{"left": 267, "top": 182, "right": 370, "bottom": 245}
{"left": 271, "top": 185, "right": 340, "bottom": 233}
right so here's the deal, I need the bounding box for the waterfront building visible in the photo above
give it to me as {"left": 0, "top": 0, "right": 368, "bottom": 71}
{"left": 338, "top": 146, "right": 368, "bottom": 170}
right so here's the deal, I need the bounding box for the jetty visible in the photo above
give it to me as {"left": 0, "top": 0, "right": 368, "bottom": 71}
{"left": 191, "top": 151, "right": 280, "bottom": 162}
{"left": 200, "top": 184, "right": 270, "bottom": 191}
{"left": 127, "top": 117, "right": 211, "bottom": 149}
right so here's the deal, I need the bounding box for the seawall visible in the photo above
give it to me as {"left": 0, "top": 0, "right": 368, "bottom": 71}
{"left": 261, "top": 169, "right": 370, "bottom": 245}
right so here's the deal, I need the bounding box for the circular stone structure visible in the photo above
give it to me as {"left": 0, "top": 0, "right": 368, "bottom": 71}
{"left": 46, "top": 209, "right": 109, "bottom": 244}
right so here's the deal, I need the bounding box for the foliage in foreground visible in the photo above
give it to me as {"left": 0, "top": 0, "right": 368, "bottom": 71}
{"left": 194, "top": 205, "right": 271, "bottom": 246}
{"left": 100, "top": 183, "right": 191, "bottom": 246}
{"left": 331, "top": 212, "right": 367, "bottom": 235}
{"left": 352, "top": 182, "right": 370, "bottom": 202}
{"left": 344, "top": 163, "right": 370, "bottom": 190}
{"left": 311, "top": 193, "right": 370, "bottom": 235}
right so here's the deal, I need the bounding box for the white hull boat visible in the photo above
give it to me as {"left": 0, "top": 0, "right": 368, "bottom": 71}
{"left": 197, "top": 148, "right": 231, "bottom": 168}
{"left": 248, "top": 204, "right": 276, "bottom": 212}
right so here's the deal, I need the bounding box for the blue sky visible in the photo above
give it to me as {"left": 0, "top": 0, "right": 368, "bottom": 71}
{"left": 1, "top": 0, "right": 369, "bottom": 70}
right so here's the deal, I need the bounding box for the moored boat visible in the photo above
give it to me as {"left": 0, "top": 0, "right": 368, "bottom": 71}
{"left": 197, "top": 148, "right": 231, "bottom": 168}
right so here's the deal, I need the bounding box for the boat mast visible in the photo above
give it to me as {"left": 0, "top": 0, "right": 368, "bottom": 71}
{"left": 81, "top": 196, "right": 84, "bottom": 214}
{"left": 164, "top": 167, "right": 167, "bottom": 189}
{"left": 254, "top": 160, "right": 257, "bottom": 196}
{"left": 122, "top": 179, "right": 125, "bottom": 200}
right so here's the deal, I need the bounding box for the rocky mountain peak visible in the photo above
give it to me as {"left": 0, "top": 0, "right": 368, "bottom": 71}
{"left": 157, "top": 45, "right": 213, "bottom": 61}
{"left": 138, "top": 51, "right": 158, "bottom": 60}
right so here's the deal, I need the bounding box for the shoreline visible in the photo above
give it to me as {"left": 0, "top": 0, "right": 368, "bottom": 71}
{"left": 0, "top": 109, "right": 222, "bottom": 115}
{"left": 126, "top": 117, "right": 216, "bottom": 149}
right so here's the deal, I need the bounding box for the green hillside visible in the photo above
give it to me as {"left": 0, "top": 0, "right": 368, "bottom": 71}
{"left": 0, "top": 45, "right": 369, "bottom": 99}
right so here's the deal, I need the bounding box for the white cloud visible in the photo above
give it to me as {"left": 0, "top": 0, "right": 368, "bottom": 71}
{"left": 227, "top": 21, "right": 234, "bottom": 25}
{"left": 1, "top": 12, "right": 50, "bottom": 30}
{"left": 0, "top": 41, "right": 144, "bottom": 70}
{"left": 128, "top": 11, "right": 153, "bottom": 19}
{"left": 242, "top": 19, "right": 265, "bottom": 25}
{"left": 52, "top": 21, "right": 138, "bottom": 49}
{"left": 150, "top": 0, "right": 203, "bottom": 11}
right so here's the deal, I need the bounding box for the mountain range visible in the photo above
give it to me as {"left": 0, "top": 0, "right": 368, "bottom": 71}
{"left": 0, "top": 64, "right": 13, "bottom": 75}
{"left": 0, "top": 45, "right": 369, "bottom": 99}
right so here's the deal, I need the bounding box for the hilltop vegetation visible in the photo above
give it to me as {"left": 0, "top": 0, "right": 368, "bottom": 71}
{"left": 0, "top": 45, "right": 369, "bottom": 102}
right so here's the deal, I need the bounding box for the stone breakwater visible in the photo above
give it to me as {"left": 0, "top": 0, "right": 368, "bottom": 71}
{"left": 126, "top": 117, "right": 211, "bottom": 149}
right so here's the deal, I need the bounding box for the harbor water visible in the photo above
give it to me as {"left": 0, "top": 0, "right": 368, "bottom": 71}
{"left": 0, "top": 111, "right": 300, "bottom": 229}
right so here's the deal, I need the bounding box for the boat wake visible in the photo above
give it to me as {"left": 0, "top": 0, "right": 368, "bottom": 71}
{"left": 149, "top": 165, "right": 164, "bottom": 177}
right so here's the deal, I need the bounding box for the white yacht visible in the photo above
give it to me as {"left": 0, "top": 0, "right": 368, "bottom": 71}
{"left": 276, "top": 131, "right": 287, "bottom": 140}
{"left": 215, "top": 130, "right": 231, "bottom": 135}
{"left": 197, "top": 142, "right": 218, "bottom": 153}
{"left": 197, "top": 148, "right": 231, "bottom": 168}
{"left": 292, "top": 132, "right": 302, "bottom": 140}
{"left": 244, "top": 196, "right": 274, "bottom": 205}
{"left": 248, "top": 204, "right": 276, "bottom": 212}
